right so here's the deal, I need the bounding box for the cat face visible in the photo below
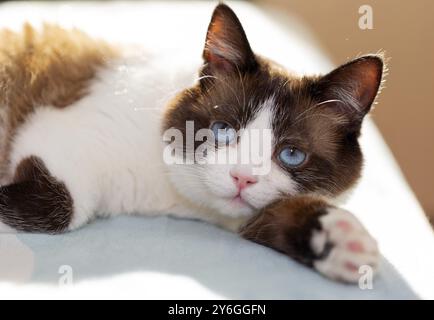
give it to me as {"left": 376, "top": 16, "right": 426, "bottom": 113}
{"left": 163, "top": 4, "right": 383, "bottom": 217}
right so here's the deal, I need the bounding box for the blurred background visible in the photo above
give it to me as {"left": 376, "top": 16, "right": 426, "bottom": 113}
{"left": 256, "top": 0, "right": 434, "bottom": 224}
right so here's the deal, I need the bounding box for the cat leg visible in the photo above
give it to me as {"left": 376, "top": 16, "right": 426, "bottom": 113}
{"left": 0, "top": 156, "right": 75, "bottom": 234}
{"left": 240, "top": 195, "right": 380, "bottom": 283}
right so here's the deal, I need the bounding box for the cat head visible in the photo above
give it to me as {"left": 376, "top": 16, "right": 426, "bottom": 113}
{"left": 163, "top": 4, "right": 384, "bottom": 217}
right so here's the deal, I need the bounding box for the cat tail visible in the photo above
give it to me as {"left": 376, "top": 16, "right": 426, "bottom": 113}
{"left": 0, "top": 156, "right": 73, "bottom": 234}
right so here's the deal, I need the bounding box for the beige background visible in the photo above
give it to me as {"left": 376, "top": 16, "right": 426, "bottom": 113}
{"left": 256, "top": 0, "right": 434, "bottom": 222}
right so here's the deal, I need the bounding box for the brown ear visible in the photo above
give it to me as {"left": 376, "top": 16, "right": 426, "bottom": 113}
{"left": 315, "top": 55, "right": 384, "bottom": 130}
{"left": 202, "top": 3, "right": 257, "bottom": 75}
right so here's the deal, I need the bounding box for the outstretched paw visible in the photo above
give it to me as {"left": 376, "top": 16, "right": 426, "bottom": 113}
{"left": 311, "top": 208, "right": 380, "bottom": 283}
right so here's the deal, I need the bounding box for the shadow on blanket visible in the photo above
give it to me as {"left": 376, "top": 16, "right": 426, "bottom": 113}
{"left": 3, "top": 216, "right": 418, "bottom": 299}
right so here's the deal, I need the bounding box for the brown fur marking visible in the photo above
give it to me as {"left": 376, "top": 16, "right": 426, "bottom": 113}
{"left": 0, "top": 156, "right": 73, "bottom": 233}
{"left": 240, "top": 196, "right": 332, "bottom": 266}
{"left": 0, "top": 24, "right": 117, "bottom": 180}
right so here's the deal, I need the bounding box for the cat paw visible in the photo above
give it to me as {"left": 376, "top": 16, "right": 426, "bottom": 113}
{"left": 310, "top": 208, "right": 380, "bottom": 283}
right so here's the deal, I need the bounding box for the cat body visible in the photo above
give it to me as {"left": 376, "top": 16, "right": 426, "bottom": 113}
{"left": 0, "top": 4, "right": 384, "bottom": 282}
{"left": 8, "top": 55, "right": 223, "bottom": 227}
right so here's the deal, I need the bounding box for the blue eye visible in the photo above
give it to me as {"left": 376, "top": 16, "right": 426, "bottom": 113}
{"left": 210, "top": 121, "right": 237, "bottom": 145}
{"left": 279, "top": 147, "right": 306, "bottom": 167}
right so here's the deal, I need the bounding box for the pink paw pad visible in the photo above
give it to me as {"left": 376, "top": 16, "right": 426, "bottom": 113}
{"left": 344, "top": 261, "right": 359, "bottom": 272}
{"left": 347, "top": 241, "right": 365, "bottom": 253}
{"left": 336, "top": 220, "right": 353, "bottom": 232}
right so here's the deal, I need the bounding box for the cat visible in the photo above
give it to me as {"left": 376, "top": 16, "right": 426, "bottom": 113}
{"left": 0, "top": 4, "right": 383, "bottom": 283}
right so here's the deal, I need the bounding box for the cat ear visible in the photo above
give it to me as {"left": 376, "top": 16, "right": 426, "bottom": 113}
{"left": 202, "top": 4, "right": 257, "bottom": 75}
{"left": 315, "top": 55, "right": 384, "bottom": 130}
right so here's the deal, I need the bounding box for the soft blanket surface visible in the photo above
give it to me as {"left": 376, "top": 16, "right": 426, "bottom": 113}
{"left": 2, "top": 216, "right": 417, "bottom": 299}
{"left": 0, "top": 1, "right": 432, "bottom": 299}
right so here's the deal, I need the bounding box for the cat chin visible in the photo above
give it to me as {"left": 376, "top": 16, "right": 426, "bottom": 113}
{"left": 168, "top": 179, "right": 256, "bottom": 218}
{"left": 208, "top": 196, "right": 257, "bottom": 218}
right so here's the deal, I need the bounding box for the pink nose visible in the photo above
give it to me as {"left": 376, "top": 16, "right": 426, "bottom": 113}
{"left": 230, "top": 170, "right": 258, "bottom": 190}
